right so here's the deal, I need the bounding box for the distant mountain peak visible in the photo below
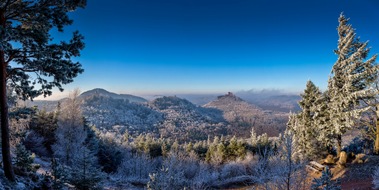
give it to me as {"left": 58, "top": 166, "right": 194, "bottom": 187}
{"left": 216, "top": 92, "right": 242, "bottom": 102}
{"left": 91, "top": 88, "right": 109, "bottom": 93}
{"left": 80, "top": 88, "right": 147, "bottom": 103}
{"left": 82, "top": 88, "right": 113, "bottom": 96}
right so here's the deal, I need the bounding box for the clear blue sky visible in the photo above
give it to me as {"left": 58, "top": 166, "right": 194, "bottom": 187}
{"left": 44, "top": 0, "right": 379, "bottom": 99}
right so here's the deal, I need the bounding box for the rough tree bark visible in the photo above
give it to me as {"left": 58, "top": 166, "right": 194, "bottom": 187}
{"left": 0, "top": 9, "right": 15, "bottom": 181}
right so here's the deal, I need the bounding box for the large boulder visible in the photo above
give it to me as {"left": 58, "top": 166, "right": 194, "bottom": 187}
{"left": 352, "top": 153, "right": 368, "bottom": 164}
{"left": 324, "top": 154, "right": 335, "bottom": 165}
{"left": 338, "top": 151, "right": 347, "bottom": 168}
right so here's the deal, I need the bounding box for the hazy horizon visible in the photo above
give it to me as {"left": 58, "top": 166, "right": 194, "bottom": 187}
{"left": 34, "top": 87, "right": 301, "bottom": 101}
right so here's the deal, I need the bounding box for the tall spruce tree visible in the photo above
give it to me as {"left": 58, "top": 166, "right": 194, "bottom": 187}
{"left": 328, "top": 14, "right": 377, "bottom": 156}
{"left": 288, "top": 81, "right": 322, "bottom": 159}
{"left": 314, "top": 91, "right": 334, "bottom": 152}
{"left": 0, "top": 1, "right": 86, "bottom": 180}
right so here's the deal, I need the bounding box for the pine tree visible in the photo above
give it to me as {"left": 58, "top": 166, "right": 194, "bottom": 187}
{"left": 328, "top": 14, "right": 377, "bottom": 156}
{"left": 50, "top": 158, "right": 68, "bottom": 190}
{"left": 213, "top": 142, "right": 226, "bottom": 164}
{"left": 29, "top": 109, "right": 59, "bottom": 155}
{"left": 289, "top": 81, "right": 322, "bottom": 159}
{"left": 311, "top": 166, "right": 341, "bottom": 190}
{"left": 15, "top": 143, "right": 35, "bottom": 173}
{"left": 0, "top": 0, "right": 86, "bottom": 180}
{"left": 251, "top": 127, "right": 258, "bottom": 147}
{"left": 277, "top": 130, "right": 305, "bottom": 190}
{"left": 69, "top": 146, "right": 103, "bottom": 190}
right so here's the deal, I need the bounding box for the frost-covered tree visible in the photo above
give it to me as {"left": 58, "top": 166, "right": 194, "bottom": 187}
{"left": 68, "top": 146, "right": 103, "bottom": 190}
{"left": 314, "top": 91, "right": 334, "bottom": 152}
{"left": 289, "top": 81, "right": 322, "bottom": 159}
{"left": 273, "top": 131, "right": 307, "bottom": 190}
{"left": 53, "top": 89, "right": 86, "bottom": 166}
{"left": 328, "top": 14, "right": 377, "bottom": 156}
{"left": 147, "top": 152, "right": 199, "bottom": 190}
{"left": 251, "top": 127, "right": 258, "bottom": 146}
{"left": 0, "top": 0, "right": 86, "bottom": 180}
{"left": 114, "top": 152, "right": 160, "bottom": 185}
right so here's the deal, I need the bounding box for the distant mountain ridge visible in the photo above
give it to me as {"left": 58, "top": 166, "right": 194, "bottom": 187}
{"left": 80, "top": 88, "right": 148, "bottom": 103}
{"left": 26, "top": 89, "right": 289, "bottom": 139}
{"left": 235, "top": 90, "right": 301, "bottom": 112}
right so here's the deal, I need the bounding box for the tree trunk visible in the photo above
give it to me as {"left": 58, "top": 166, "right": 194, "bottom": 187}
{"left": 336, "top": 135, "right": 342, "bottom": 157}
{"left": 0, "top": 9, "right": 15, "bottom": 181}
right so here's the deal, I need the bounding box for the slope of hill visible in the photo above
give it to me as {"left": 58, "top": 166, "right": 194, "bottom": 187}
{"left": 204, "top": 92, "right": 288, "bottom": 137}
{"left": 81, "top": 93, "right": 228, "bottom": 141}
{"left": 80, "top": 88, "right": 148, "bottom": 103}
{"left": 149, "top": 96, "right": 227, "bottom": 141}
{"left": 82, "top": 95, "right": 163, "bottom": 134}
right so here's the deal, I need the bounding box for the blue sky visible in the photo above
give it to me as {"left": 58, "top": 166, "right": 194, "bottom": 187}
{"left": 44, "top": 0, "right": 379, "bottom": 99}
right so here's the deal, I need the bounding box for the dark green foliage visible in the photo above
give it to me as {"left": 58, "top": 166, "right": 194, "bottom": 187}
{"left": 192, "top": 142, "right": 208, "bottom": 159}
{"left": 69, "top": 148, "right": 103, "bottom": 190}
{"left": 97, "top": 139, "right": 123, "bottom": 173}
{"left": 84, "top": 124, "right": 100, "bottom": 152}
{"left": 148, "top": 143, "right": 163, "bottom": 158}
{"left": 289, "top": 80, "right": 323, "bottom": 159}
{"left": 247, "top": 133, "right": 274, "bottom": 157}
{"left": 161, "top": 141, "right": 169, "bottom": 157}
{"left": 344, "top": 136, "right": 373, "bottom": 155}
{"left": 15, "top": 144, "right": 35, "bottom": 173}
{"left": 50, "top": 158, "right": 68, "bottom": 190}
{"left": 311, "top": 167, "right": 341, "bottom": 190}
{"left": 29, "top": 109, "right": 58, "bottom": 155}
{"left": 9, "top": 106, "right": 36, "bottom": 120}
{"left": 205, "top": 136, "right": 247, "bottom": 164}
{"left": 186, "top": 142, "right": 193, "bottom": 153}
{"left": 226, "top": 136, "right": 246, "bottom": 160}
{"left": 134, "top": 134, "right": 164, "bottom": 158}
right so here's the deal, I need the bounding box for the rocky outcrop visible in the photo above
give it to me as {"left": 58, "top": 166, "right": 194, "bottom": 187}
{"left": 324, "top": 154, "right": 335, "bottom": 165}
{"left": 338, "top": 151, "right": 347, "bottom": 168}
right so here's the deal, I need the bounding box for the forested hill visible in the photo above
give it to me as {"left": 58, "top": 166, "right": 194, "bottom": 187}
{"left": 204, "top": 92, "right": 288, "bottom": 137}
{"left": 80, "top": 88, "right": 148, "bottom": 103}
